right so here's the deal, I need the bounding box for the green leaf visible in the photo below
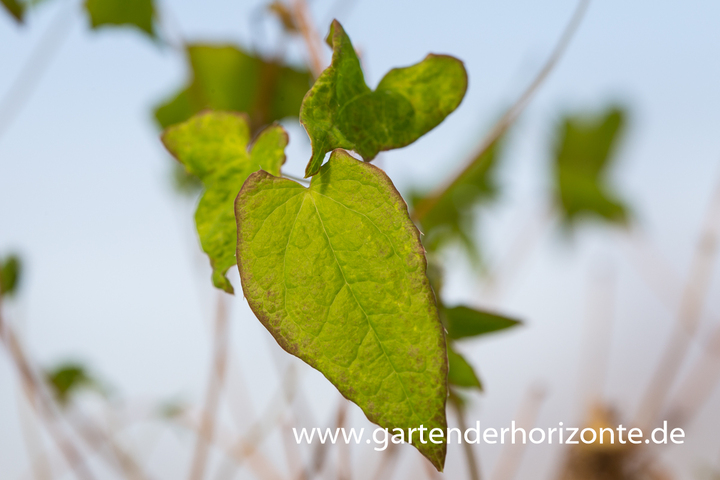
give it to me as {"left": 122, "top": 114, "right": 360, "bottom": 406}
{"left": 1, "top": 0, "right": 24, "bottom": 23}
{"left": 554, "top": 106, "right": 629, "bottom": 225}
{"left": 444, "top": 305, "right": 520, "bottom": 340}
{"left": 236, "top": 149, "right": 448, "bottom": 470}
{"left": 162, "top": 111, "right": 288, "bottom": 293}
{"left": 0, "top": 255, "right": 21, "bottom": 297}
{"left": 84, "top": 0, "right": 155, "bottom": 37}
{"left": 45, "top": 363, "right": 101, "bottom": 405}
{"left": 447, "top": 343, "right": 482, "bottom": 391}
{"left": 411, "top": 137, "right": 504, "bottom": 263}
{"left": 155, "top": 44, "right": 312, "bottom": 134}
{"left": 300, "top": 20, "right": 467, "bottom": 177}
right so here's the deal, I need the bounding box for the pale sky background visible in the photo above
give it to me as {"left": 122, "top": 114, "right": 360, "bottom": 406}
{"left": 1, "top": 0, "right": 720, "bottom": 478}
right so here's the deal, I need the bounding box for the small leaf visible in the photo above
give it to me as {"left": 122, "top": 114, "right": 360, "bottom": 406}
{"left": 444, "top": 305, "right": 520, "bottom": 340}
{"left": 447, "top": 343, "right": 482, "bottom": 391}
{"left": 155, "top": 45, "right": 312, "bottom": 134}
{"left": 554, "top": 106, "right": 629, "bottom": 226}
{"left": 46, "top": 363, "right": 101, "bottom": 405}
{"left": 1, "top": 0, "right": 24, "bottom": 23}
{"left": 236, "top": 150, "right": 448, "bottom": 469}
{"left": 411, "top": 137, "right": 504, "bottom": 263}
{"left": 300, "top": 20, "right": 467, "bottom": 177}
{"left": 0, "top": 254, "right": 21, "bottom": 297}
{"left": 162, "top": 111, "right": 288, "bottom": 293}
{"left": 84, "top": 0, "right": 155, "bottom": 37}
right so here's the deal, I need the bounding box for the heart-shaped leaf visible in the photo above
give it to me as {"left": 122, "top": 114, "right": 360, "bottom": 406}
{"left": 300, "top": 20, "right": 467, "bottom": 177}
{"left": 162, "top": 111, "right": 288, "bottom": 293}
{"left": 236, "top": 150, "right": 448, "bottom": 469}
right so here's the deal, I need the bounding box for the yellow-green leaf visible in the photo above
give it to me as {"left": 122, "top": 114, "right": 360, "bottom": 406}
{"left": 162, "top": 111, "right": 288, "bottom": 293}
{"left": 236, "top": 149, "right": 448, "bottom": 469}
{"left": 300, "top": 20, "right": 467, "bottom": 177}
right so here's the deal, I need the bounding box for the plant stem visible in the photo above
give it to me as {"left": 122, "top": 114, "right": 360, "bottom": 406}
{"left": 635, "top": 171, "right": 720, "bottom": 431}
{"left": 0, "top": 296, "right": 97, "bottom": 480}
{"left": 291, "top": 0, "right": 326, "bottom": 78}
{"left": 450, "top": 396, "right": 482, "bottom": 480}
{"left": 412, "top": 0, "right": 591, "bottom": 223}
{"left": 490, "top": 386, "right": 546, "bottom": 480}
{"left": 187, "top": 292, "right": 230, "bottom": 480}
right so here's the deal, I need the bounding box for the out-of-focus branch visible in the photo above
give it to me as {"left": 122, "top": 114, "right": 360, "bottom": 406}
{"left": 635, "top": 170, "right": 720, "bottom": 431}
{"left": 291, "top": 0, "right": 326, "bottom": 78}
{"left": 0, "top": 297, "right": 97, "bottom": 480}
{"left": 450, "top": 395, "right": 482, "bottom": 480}
{"left": 491, "top": 386, "right": 546, "bottom": 480}
{"left": 412, "top": 0, "right": 591, "bottom": 223}
{"left": 188, "top": 292, "right": 230, "bottom": 480}
{"left": 0, "top": 2, "right": 75, "bottom": 142}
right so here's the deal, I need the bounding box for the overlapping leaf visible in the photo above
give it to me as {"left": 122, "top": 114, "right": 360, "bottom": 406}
{"left": 162, "top": 111, "right": 287, "bottom": 293}
{"left": 0, "top": 254, "right": 21, "bottom": 297}
{"left": 300, "top": 20, "right": 467, "bottom": 177}
{"left": 236, "top": 150, "right": 448, "bottom": 469}
{"left": 84, "top": 0, "right": 155, "bottom": 37}
{"left": 553, "top": 106, "right": 629, "bottom": 225}
{"left": 1, "top": 0, "right": 24, "bottom": 23}
{"left": 155, "top": 44, "right": 312, "bottom": 134}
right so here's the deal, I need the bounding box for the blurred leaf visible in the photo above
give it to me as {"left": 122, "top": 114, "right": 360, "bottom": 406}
{"left": 0, "top": 255, "right": 21, "bottom": 297}
{"left": 554, "top": 106, "right": 629, "bottom": 226}
{"left": 236, "top": 150, "right": 448, "bottom": 470}
{"left": 46, "top": 363, "right": 100, "bottom": 405}
{"left": 1, "top": 0, "right": 24, "bottom": 22}
{"left": 155, "top": 44, "right": 312, "bottom": 134}
{"left": 162, "top": 111, "right": 287, "bottom": 293}
{"left": 268, "top": 1, "right": 298, "bottom": 34}
{"left": 158, "top": 399, "right": 186, "bottom": 419}
{"left": 444, "top": 305, "right": 520, "bottom": 340}
{"left": 84, "top": 0, "right": 155, "bottom": 37}
{"left": 447, "top": 343, "right": 482, "bottom": 391}
{"left": 411, "top": 137, "right": 504, "bottom": 263}
{"left": 300, "top": 20, "right": 467, "bottom": 177}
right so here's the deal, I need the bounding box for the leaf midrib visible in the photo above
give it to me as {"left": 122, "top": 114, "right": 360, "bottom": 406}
{"left": 305, "top": 192, "right": 422, "bottom": 423}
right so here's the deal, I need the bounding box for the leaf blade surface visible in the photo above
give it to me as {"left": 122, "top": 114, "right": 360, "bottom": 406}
{"left": 236, "top": 150, "right": 448, "bottom": 469}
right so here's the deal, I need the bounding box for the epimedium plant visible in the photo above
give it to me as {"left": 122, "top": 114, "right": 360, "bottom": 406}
{"left": 1, "top": 0, "right": 634, "bottom": 475}
{"left": 160, "top": 19, "right": 521, "bottom": 470}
